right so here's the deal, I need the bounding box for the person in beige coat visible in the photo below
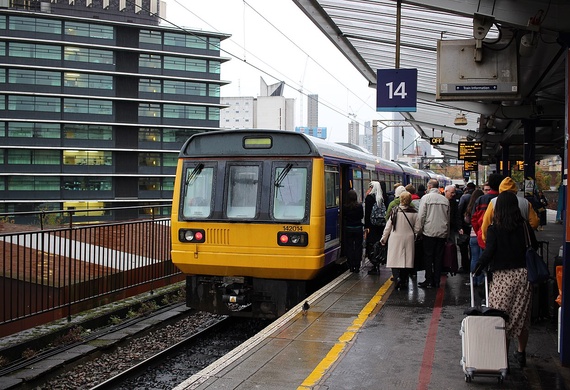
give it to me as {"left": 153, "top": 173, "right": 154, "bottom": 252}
{"left": 380, "top": 191, "right": 421, "bottom": 290}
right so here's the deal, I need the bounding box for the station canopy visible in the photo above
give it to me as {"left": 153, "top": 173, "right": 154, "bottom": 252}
{"left": 293, "top": 0, "right": 569, "bottom": 164}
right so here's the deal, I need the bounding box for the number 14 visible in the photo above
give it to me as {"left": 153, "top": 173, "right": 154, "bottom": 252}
{"left": 385, "top": 81, "right": 408, "bottom": 99}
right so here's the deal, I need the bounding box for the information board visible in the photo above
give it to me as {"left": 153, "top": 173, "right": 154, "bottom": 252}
{"left": 463, "top": 160, "right": 478, "bottom": 171}
{"left": 458, "top": 141, "right": 483, "bottom": 161}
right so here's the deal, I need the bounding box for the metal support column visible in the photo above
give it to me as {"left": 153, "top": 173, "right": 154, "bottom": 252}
{"left": 501, "top": 143, "right": 510, "bottom": 177}
{"left": 561, "top": 48, "right": 570, "bottom": 366}
{"left": 523, "top": 119, "right": 537, "bottom": 185}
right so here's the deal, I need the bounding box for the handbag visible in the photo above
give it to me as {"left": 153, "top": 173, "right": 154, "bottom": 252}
{"left": 524, "top": 223, "right": 549, "bottom": 284}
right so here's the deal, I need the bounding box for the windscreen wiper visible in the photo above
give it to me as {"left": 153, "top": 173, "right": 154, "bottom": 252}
{"left": 274, "top": 163, "right": 293, "bottom": 188}
{"left": 185, "top": 163, "right": 204, "bottom": 186}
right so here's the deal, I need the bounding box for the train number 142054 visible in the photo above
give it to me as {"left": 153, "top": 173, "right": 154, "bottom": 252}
{"left": 283, "top": 225, "right": 303, "bottom": 232}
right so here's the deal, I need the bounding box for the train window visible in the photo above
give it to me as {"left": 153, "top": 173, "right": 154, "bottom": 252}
{"left": 273, "top": 164, "right": 307, "bottom": 220}
{"left": 325, "top": 165, "right": 339, "bottom": 208}
{"left": 182, "top": 164, "right": 214, "bottom": 219}
{"left": 226, "top": 165, "right": 259, "bottom": 219}
{"left": 352, "top": 169, "right": 363, "bottom": 202}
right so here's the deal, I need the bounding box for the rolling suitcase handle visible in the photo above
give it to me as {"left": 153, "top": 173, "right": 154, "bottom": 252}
{"left": 469, "top": 268, "right": 488, "bottom": 308}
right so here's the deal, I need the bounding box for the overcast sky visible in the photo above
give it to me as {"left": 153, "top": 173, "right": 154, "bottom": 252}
{"left": 161, "top": 0, "right": 394, "bottom": 143}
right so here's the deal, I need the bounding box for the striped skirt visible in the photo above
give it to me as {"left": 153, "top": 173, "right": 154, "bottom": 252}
{"left": 488, "top": 267, "right": 532, "bottom": 340}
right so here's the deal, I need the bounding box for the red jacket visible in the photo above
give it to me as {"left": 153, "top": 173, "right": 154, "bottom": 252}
{"left": 470, "top": 190, "right": 499, "bottom": 235}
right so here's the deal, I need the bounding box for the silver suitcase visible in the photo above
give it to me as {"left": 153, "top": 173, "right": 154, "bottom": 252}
{"left": 459, "top": 273, "right": 508, "bottom": 383}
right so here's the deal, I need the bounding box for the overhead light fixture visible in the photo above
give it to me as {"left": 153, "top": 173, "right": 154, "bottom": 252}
{"left": 454, "top": 113, "right": 468, "bottom": 126}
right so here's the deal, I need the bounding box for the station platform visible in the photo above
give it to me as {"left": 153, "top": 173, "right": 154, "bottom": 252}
{"left": 175, "top": 214, "right": 568, "bottom": 390}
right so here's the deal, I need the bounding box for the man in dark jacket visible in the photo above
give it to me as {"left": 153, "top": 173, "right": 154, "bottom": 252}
{"left": 457, "top": 182, "right": 475, "bottom": 272}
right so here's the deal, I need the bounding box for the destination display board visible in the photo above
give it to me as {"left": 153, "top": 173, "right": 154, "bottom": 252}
{"left": 463, "top": 160, "right": 478, "bottom": 171}
{"left": 458, "top": 141, "right": 483, "bottom": 161}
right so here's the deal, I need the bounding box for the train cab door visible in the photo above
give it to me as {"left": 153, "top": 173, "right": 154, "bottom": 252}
{"left": 339, "top": 164, "right": 354, "bottom": 258}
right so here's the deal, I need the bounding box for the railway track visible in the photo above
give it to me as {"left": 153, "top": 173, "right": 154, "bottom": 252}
{"left": 90, "top": 316, "right": 231, "bottom": 390}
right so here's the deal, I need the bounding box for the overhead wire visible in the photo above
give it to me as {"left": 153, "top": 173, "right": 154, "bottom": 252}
{"left": 162, "top": 0, "right": 384, "bottom": 140}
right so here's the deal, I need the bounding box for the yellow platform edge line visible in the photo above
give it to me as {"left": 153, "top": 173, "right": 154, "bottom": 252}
{"left": 298, "top": 277, "right": 393, "bottom": 389}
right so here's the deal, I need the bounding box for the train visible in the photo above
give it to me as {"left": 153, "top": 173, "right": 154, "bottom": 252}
{"left": 170, "top": 129, "right": 450, "bottom": 318}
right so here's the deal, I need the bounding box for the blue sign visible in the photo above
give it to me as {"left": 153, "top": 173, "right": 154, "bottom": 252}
{"left": 376, "top": 68, "right": 417, "bottom": 112}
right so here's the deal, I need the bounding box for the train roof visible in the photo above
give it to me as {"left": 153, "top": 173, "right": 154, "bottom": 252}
{"left": 180, "top": 129, "right": 450, "bottom": 182}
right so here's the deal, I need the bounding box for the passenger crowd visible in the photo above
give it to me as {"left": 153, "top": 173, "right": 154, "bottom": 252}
{"left": 343, "top": 173, "right": 548, "bottom": 367}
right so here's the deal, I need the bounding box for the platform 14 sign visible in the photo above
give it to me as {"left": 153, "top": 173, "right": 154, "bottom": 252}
{"left": 376, "top": 69, "right": 417, "bottom": 112}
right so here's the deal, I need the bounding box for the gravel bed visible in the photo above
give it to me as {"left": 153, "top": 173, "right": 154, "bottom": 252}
{"left": 38, "top": 311, "right": 225, "bottom": 389}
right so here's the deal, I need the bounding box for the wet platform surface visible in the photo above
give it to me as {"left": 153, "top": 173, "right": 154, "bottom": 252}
{"left": 176, "top": 217, "right": 568, "bottom": 390}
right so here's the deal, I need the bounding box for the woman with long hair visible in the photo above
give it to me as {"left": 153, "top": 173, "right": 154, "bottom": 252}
{"left": 465, "top": 189, "right": 484, "bottom": 286}
{"left": 343, "top": 189, "right": 364, "bottom": 272}
{"left": 364, "top": 181, "right": 385, "bottom": 275}
{"left": 474, "top": 191, "right": 537, "bottom": 368}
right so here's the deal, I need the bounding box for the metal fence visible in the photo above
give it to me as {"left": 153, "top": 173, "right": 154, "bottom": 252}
{"left": 0, "top": 205, "right": 183, "bottom": 337}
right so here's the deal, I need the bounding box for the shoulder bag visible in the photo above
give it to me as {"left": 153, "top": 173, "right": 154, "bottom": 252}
{"left": 524, "top": 223, "right": 549, "bottom": 284}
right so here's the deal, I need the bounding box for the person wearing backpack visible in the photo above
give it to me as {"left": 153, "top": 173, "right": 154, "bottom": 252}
{"left": 386, "top": 185, "right": 406, "bottom": 219}
{"left": 365, "top": 181, "right": 386, "bottom": 275}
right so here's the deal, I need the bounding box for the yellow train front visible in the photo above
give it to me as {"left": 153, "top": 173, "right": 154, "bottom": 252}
{"left": 171, "top": 130, "right": 328, "bottom": 318}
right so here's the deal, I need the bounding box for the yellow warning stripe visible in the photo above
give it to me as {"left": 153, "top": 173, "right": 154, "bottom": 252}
{"left": 297, "top": 278, "right": 393, "bottom": 389}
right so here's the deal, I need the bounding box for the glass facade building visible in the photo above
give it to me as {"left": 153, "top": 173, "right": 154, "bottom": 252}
{"left": 0, "top": 1, "right": 229, "bottom": 218}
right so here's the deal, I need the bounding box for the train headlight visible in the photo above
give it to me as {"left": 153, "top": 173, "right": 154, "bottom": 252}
{"left": 277, "top": 232, "right": 308, "bottom": 246}
{"left": 179, "top": 229, "right": 206, "bottom": 243}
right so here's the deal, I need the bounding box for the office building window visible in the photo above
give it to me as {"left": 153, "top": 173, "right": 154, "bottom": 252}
{"left": 139, "top": 54, "right": 161, "bottom": 69}
{"left": 63, "top": 150, "right": 111, "bottom": 166}
{"left": 64, "top": 46, "right": 114, "bottom": 64}
{"left": 10, "top": 42, "right": 61, "bottom": 60}
{"left": 209, "top": 61, "right": 221, "bottom": 74}
{"left": 164, "top": 32, "right": 207, "bottom": 49}
{"left": 139, "top": 128, "right": 160, "bottom": 142}
{"left": 64, "top": 72, "right": 113, "bottom": 89}
{"left": 163, "top": 104, "right": 184, "bottom": 119}
{"left": 208, "top": 107, "right": 220, "bottom": 121}
{"left": 163, "top": 128, "right": 198, "bottom": 143}
{"left": 63, "top": 176, "right": 111, "bottom": 191}
{"left": 164, "top": 56, "right": 207, "bottom": 73}
{"left": 139, "top": 152, "right": 160, "bottom": 166}
{"left": 8, "top": 95, "right": 60, "bottom": 112}
{"left": 9, "top": 16, "right": 61, "bottom": 34}
{"left": 163, "top": 104, "right": 206, "bottom": 120}
{"left": 139, "top": 177, "right": 160, "bottom": 190}
{"left": 0, "top": 15, "right": 6, "bottom": 29}
{"left": 163, "top": 80, "right": 207, "bottom": 96}
{"left": 63, "top": 124, "right": 112, "bottom": 140}
{"left": 209, "top": 84, "right": 220, "bottom": 97}
{"left": 163, "top": 153, "right": 177, "bottom": 167}
{"left": 163, "top": 177, "right": 174, "bottom": 190}
{"left": 64, "top": 98, "right": 112, "bottom": 115}
{"left": 10, "top": 69, "right": 61, "bottom": 86}
{"left": 209, "top": 37, "right": 220, "bottom": 51}
{"left": 7, "top": 149, "right": 60, "bottom": 165}
{"left": 138, "top": 103, "right": 161, "bottom": 117}
{"left": 140, "top": 29, "right": 162, "bottom": 45}
{"left": 8, "top": 122, "right": 60, "bottom": 138}
{"left": 64, "top": 21, "right": 114, "bottom": 39}
{"left": 139, "top": 78, "right": 161, "bottom": 93}
{"left": 0, "top": 42, "right": 5, "bottom": 56}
